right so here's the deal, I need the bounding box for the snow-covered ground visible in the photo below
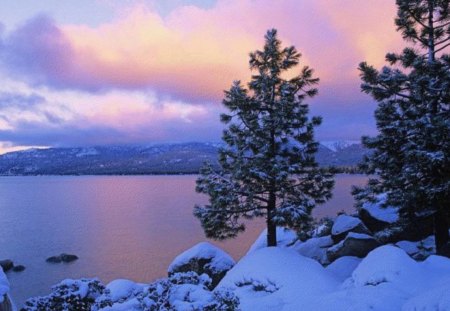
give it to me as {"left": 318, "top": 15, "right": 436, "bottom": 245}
{"left": 217, "top": 245, "right": 450, "bottom": 311}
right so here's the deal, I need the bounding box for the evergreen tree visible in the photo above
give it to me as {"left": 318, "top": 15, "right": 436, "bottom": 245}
{"left": 355, "top": 0, "right": 450, "bottom": 254}
{"left": 194, "top": 29, "right": 334, "bottom": 247}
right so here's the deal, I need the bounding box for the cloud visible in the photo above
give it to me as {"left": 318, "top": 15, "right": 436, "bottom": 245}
{"left": 0, "top": 88, "right": 224, "bottom": 148}
{"left": 0, "top": 1, "right": 402, "bottom": 100}
{"left": 0, "top": 92, "right": 46, "bottom": 109}
{"left": 0, "top": 0, "right": 406, "bottom": 151}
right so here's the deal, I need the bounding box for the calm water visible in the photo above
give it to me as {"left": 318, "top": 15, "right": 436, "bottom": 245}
{"left": 0, "top": 174, "right": 367, "bottom": 306}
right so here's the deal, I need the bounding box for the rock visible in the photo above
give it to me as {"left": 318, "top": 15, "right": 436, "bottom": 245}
{"left": 12, "top": 265, "right": 25, "bottom": 272}
{"left": 327, "top": 232, "right": 380, "bottom": 262}
{"left": 331, "top": 215, "right": 370, "bottom": 243}
{"left": 0, "top": 261, "right": 13, "bottom": 273}
{"left": 358, "top": 194, "right": 435, "bottom": 243}
{"left": 46, "top": 253, "right": 78, "bottom": 264}
{"left": 46, "top": 256, "right": 62, "bottom": 263}
{"left": 60, "top": 254, "right": 79, "bottom": 263}
{"left": 168, "top": 242, "right": 235, "bottom": 289}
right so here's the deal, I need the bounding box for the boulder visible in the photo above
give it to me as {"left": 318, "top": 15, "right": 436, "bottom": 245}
{"left": 60, "top": 254, "right": 79, "bottom": 263}
{"left": 12, "top": 265, "right": 25, "bottom": 272}
{"left": 327, "top": 232, "right": 380, "bottom": 262}
{"left": 46, "top": 253, "right": 78, "bottom": 264}
{"left": 0, "top": 261, "right": 13, "bottom": 273}
{"left": 359, "top": 198, "right": 399, "bottom": 232}
{"left": 331, "top": 215, "right": 370, "bottom": 243}
{"left": 168, "top": 242, "right": 235, "bottom": 289}
{"left": 46, "top": 256, "right": 62, "bottom": 263}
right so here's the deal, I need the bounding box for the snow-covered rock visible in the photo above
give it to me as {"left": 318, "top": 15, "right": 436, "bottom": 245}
{"left": 331, "top": 215, "right": 370, "bottom": 243}
{"left": 359, "top": 195, "right": 399, "bottom": 233}
{"left": 293, "top": 235, "right": 334, "bottom": 265}
{"left": 217, "top": 247, "right": 338, "bottom": 311}
{"left": 168, "top": 242, "right": 235, "bottom": 288}
{"left": 247, "top": 227, "right": 298, "bottom": 254}
{"left": 0, "top": 267, "right": 9, "bottom": 303}
{"left": 0, "top": 267, "right": 14, "bottom": 311}
{"left": 327, "top": 232, "right": 379, "bottom": 262}
{"left": 396, "top": 235, "right": 436, "bottom": 260}
{"left": 104, "top": 279, "right": 145, "bottom": 303}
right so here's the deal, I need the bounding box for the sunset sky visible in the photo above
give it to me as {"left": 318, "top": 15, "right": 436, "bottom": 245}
{"left": 0, "top": 0, "right": 404, "bottom": 154}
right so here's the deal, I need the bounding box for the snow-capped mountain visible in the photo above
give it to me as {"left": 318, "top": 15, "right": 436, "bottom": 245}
{"left": 320, "top": 140, "right": 361, "bottom": 152}
{"left": 0, "top": 142, "right": 367, "bottom": 175}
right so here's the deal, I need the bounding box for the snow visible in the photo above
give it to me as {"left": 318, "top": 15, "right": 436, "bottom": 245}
{"left": 218, "top": 247, "right": 338, "bottom": 311}
{"left": 247, "top": 227, "right": 298, "bottom": 254}
{"left": 0, "top": 267, "right": 9, "bottom": 303}
{"left": 320, "top": 140, "right": 360, "bottom": 152}
{"left": 331, "top": 215, "right": 362, "bottom": 235}
{"left": 325, "top": 256, "right": 361, "bottom": 282}
{"left": 168, "top": 242, "right": 235, "bottom": 274}
{"left": 105, "top": 279, "right": 145, "bottom": 302}
{"left": 395, "top": 240, "right": 420, "bottom": 255}
{"left": 293, "top": 235, "right": 333, "bottom": 264}
{"left": 361, "top": 194, "right": 399, "bottom": 223}
{"left": 352, "top": 245, "right": 418, "bottom": 287}
{"left": 76, "top": 147, "right": 99, "bottom": 157}
{"left": 218, "top": 243, "right": 450, "bottom": 311}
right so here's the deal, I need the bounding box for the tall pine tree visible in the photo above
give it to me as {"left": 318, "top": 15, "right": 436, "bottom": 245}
{"left": 194, "top": 29, "right": 334, "bottom": 247}
{"left": 355, "top": 0, "right": 450, "bottom": 254}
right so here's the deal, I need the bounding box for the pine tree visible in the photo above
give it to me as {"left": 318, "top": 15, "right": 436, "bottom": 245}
{"left": 194, "top": 29, "right": 334, "bottom": 247}
{"left": 355, "top": 0, "right": 450, "bottom": 254}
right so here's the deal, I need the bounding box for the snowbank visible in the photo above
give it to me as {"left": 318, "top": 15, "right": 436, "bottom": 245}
{"left": 217, "top": 247, "right": 338, "bottom": 311}
{"left": 218, "top": 244, "right": 450, "bottom": 311}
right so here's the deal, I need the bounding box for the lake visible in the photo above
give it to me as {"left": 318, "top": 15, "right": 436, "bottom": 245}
{"left": 0, "top": 174, "right": 367, "bottom": 307}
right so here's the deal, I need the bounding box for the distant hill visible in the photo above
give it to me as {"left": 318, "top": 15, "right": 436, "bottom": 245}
{"left": 0, "top": 141, "right": 367, "bottom": 175}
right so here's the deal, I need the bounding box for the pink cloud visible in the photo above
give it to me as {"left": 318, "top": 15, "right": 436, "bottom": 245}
{"left": 0, "top": 1, "right": 403, "bottom": 101}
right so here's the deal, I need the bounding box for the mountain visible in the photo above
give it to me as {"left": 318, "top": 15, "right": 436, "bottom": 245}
{"left": 0, "top": 141, "right": 367, "bottom": 175}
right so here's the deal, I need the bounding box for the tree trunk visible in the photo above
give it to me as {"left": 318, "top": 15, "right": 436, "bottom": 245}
{"left": 427, "top": 0, "right": 436, "bottom": 64}
{"left": 434, "top": 207, "right": 450, "bottom": 256}
{"left": 267, "top": 190, "right": 277, "bottom": 247}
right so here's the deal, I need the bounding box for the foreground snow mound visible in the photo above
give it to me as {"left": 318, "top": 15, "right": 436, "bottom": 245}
{"left": 219, "top": 244, "right": 450, "bottom": 311}
{"left": 352, "top": 245, "right": 418, "bottom": 287}
{"left": 217, "top": 247, "right": 338, "bottom": 311}
{"left": 325, "top": 256, "right": 361, "bottom": 282}
{"left": 168, "top": 242, "right": 235, "bottom": 288}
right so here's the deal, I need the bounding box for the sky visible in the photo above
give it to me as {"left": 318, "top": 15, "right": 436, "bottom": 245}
{"left": 0, "top": 0, "right": 405, "bottom": 154}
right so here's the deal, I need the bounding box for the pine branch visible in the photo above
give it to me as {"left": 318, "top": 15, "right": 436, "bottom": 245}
{"left": 435, "top": 42, "right": 450, "bottom": 53}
